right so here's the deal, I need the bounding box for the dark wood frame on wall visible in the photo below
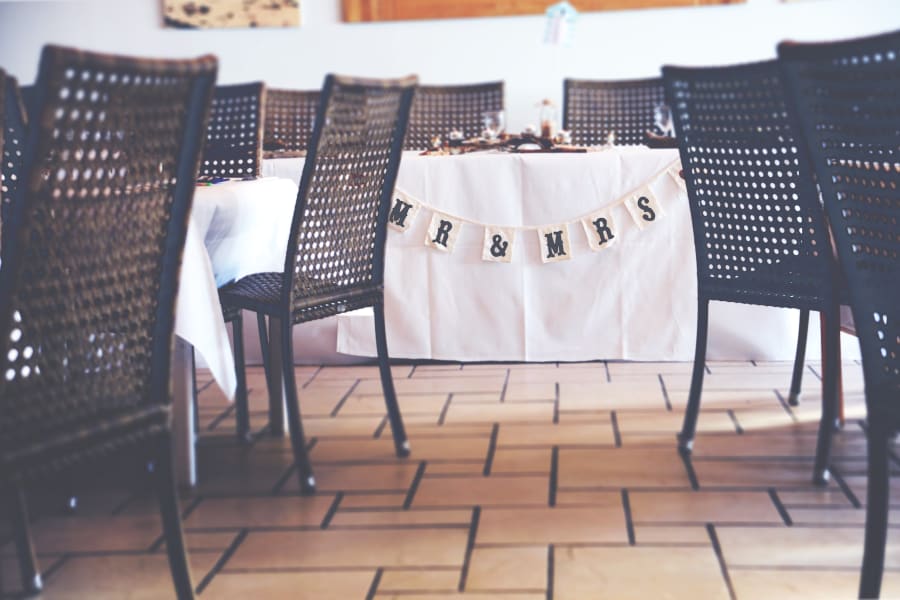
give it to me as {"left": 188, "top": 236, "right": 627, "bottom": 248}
{"left": 343, "top": 0, "right": 743, "bottom": 22}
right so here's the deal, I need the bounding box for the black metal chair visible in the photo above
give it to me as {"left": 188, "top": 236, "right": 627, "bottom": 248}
{"left": 0, "top": 45, "right": 216, "bottom": 597}
{"left": 563, "top": 77, "right": 666, "bottom": 146}
{"left": 194, "top": 82, "right": 266, "bottom": 441}
{"left": 404, "top": 81, "right": 503, "bottom": 150}
{"left": 778, "top": 30, "right": 900, "bottom": 599}
{"left": 662, "top": 59, "right": 842, "bottom": 485}
{"left": 2, "top": 73, "right": 28, "bottom": 259}
{"left": 220, "top": 74, "right": 416, "bottom": 494}
{"left": 264, "top": 88, "right": 320, "bottom": 155}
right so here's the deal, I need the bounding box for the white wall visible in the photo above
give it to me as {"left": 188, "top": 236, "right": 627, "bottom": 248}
{"left": 1, "top": 0, "right": 898, "bottom": 130}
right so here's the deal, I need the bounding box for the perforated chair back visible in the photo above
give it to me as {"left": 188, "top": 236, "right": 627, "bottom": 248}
{"left": 264, "top": 88, "right": 320, "bottom": 154}
{"left": 284, "top": 74, "right": 416, "bottom": 323}
{"left": 200, "top": 81, "right": 264, "bottom": 179}
{"left": 662, "top": 60, "right": 837, "bottom": 311}
{"left": 0, "top": 45, "right": 217, "bottom": 479}
{"left": 779, "top": 32, "right": 900, "bottom": 394}
{"left": 563, "top": 77, "right": 664, "bottom": 146}
{"left": 2, "top": 74, "right": 28, "bottom": 258}
{"left": 405, "top": 81, "right": 503, "bottom": 150}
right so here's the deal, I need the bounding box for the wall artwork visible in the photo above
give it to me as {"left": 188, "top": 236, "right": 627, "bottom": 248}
{"left": 163, "top": 0, "right": 300, "bottom": 29}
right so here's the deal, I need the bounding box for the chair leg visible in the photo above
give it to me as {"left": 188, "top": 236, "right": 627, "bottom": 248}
{"left": 9, "top": 483, "right": 42, "bottom": 594}
{"left": 191, "top": 346, "right": 199, "bottom": 434}
{"left": 280, "top": 319, "right": 316, "bottom": 494}
{"left": 678, "top": 299, "right": 710, "bottom": 455}
{"left": 256, "top": 312, "right": 271, "bottom": 383}
{"left": 153, "top": 434, "right": 195, "bottom": 600}
{"left": 265, "top": 315, "right": 285, "bottom": 437}
{"left": 231, "top": 313, "right": 252, "bottom": 443}
{"left": 374, "top": 301, "right": 410, "bottom": 458}
{"left": 788, "top": 309, "right": 810, "bottom": 406}
{"left": 860, "top": 415, "right": 891, "bottom": 599}
{"left": 812, "top": 304, "right": 840, "bottom": 485}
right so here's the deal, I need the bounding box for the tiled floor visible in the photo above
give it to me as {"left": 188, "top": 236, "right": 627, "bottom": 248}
{"left": 3, "top": 360, "right": 898, "bottom": 599}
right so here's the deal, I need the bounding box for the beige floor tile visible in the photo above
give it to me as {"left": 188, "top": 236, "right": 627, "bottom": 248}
{"left": 313, "top": 436, "right": 491, "bottom": 463}
{"left": 490, "top": 448, "right": 553, "bottom": 475}
{"left": 376, "top": 594, "right": 545, "bottom": 600}
{"left": 229, "top": 528, "right": 467, "bottom": 569}
{"left": 184, "top": 495, "right": 335, "bottom": 529}
{"left": 559, "top": 447, "right": 693, "bottom": 489}
{"left": 558, "top": 381, "right": 667, "bottom": 412}
{"left": 632, "top": 524, "right": 711, "bottom": 544}
{"left": 329, "top": 508, "right": 472, "bottom": 527}
{"left": 426, "top": 462, "right": 486, "bottom": 475}
{"left": 339, "top": 392, "right": 448, "bottom": 417}
{"left": 4, "top": 515, "right": 163, "bottom": 554}
{"left": 692, "top": 458, "right": 837, "bottom": 489}
{"left": 555, "top": 545, "right": 730, "bottom": 600}
{"left": 629, "top": 490, "right": 783, "bottom": 524}
{"left": 466, "top": 546, "right": 548, "bottom": 591}
{"left": 339, "top": 492, "right": 407, "bottom": 509}
{"left": 442, "top": 402, "right": 554, "bottom": 425}
{"left": 497, "top": 422, "right": 615, "bottom": 447}
{"left": 413, "top": 476, "right": 549, "bottom": 507}
{"left": 206, "top": 569, "right": 375, "bottom": 599}
{"left": 378, "top": 567, "right": 460, "bottom": 592}
{"left": 282, "top": 462, "right": 421, "bottom": 494}
{"left": 478, "top": 503, "right": 627, "bottom": 545}
{"left": 615, "top": 409, "right": 736, "bottom": 435}
{"left": 729, "top": 567, "right": 900, "bottom": 600}
{"left": 357, "top": 376, "right": 506, "bottom": 396}
{"left": 503, "top": 381, "right": 557, "bottom": 401}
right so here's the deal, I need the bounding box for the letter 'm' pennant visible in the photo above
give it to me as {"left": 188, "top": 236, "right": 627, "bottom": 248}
{"left": 387, "top": 189, "right": 420, "bottom": 232}
{"left": 537, "top": 224, "right": 572, "bottom": 264}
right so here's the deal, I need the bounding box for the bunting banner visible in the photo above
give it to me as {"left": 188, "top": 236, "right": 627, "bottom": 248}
{"left": 624, "top": 185, "right": 665, "bottom": 231}
{"left": 387, "top": 158, "right": 683, "bottom": 266}
{"left": 482, "top": 226, "right": 516, "bottom": 263}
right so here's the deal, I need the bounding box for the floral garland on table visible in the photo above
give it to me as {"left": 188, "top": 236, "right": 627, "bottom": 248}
{"left": 386, "top": 160, "right": 686, "bottom": 264}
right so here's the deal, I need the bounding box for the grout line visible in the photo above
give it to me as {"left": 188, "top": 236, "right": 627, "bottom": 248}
{"left": 181, "top": 495, "right": 204, "bottom": 521}
{"left": 41, "top": 553, "right": 71, "bottom": 583}
{"left": 271, "top": 461, "right": 299, "bottom": 496}
{"left": 750, "top": 359, "right": 757, "bottom": 367}
{"left": 830, "top": 466, "right": 862, "bottom": 509}
{"left": 604, "top": 361, "right": 611, "bottom": 383}
{"left": 206, "top": 403, "right": 236, "bottom": 432}
{"left": 706, "top": 523, "right": 737, "bottom": 600}
{"left": 658, "top": 374, "right": 672, "bottom": 411}
{"left": 705, "top": 363, "right": 712, "bottom": 375}
{"left": 301, "top": 365, "right": 323, "bottom": 388}
{"left": 457, "top": 506, "right": 481, "bottom": 592}
{"left": 726, "top": 410, "right": 744, "bottom": 434}
{"left": 196, "top": 528, "right": 249, "bottom": 594}
{"left": 680, "top": 451, "right": 700, "bottom": 491}
{"left": 437, "top": 393, "right": 453, "bottom": 426}
{"left": 499, "top": 369, "right": 511, "bottom": 403}
{"left": 408, "top": 364, "right": 417, "bottom": 379}
{"left": 110, "top": 491, "right": 140, "bottom": 516}
{"left": 553, "top": 383, "right": 560, "bottom": 424}
{"left": 330, "top": 379, "right": 361, "bottom": 417}
{"left": 807, "top": 364, "right": 822, "bottom": 382}
{"left": 373, "top": 415, "right": 388, "bottom": 439}
{"left": 621, "top": 489, "right": 636, "bottom": 545}
{"left": 610, "top": 411, "right": 622, "bottom": 448}
{"left": 483, "top": 424, "right": 500, "bottom": 477}
{"left": 365, "top": 567, "right": 384, "bottom": 600}
{"left": 768, "top": 488, "right": 793, "bottom": 526}
{"left": 549, "top": 446, "right": 559, "bottom": 507}
{"left": 774, "top": 389, "right": 799, "bottom": 422}
{"left": 546, "top": 544, "right": 555, "bottom": 600}
{"left": 196, "top": 379, "right": 214, "bottom": 395}
{"left": 403, "top": 462, "right": 427, "bottom": 510}
{"left": 320, "top": 492, "right": 344, "bottom": 529}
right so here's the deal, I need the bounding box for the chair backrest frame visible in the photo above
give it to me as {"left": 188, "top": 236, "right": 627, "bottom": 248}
{"left": 405, "top": 81, "right": 503, "bottom": 150}
{"left": 2, "top": 73, "right": 28, "bottom": 258}
{"left": 264, "top": 88, "right": 320, "bottom": 154}
{"left": 779, "top": 31, "right": 900, "bottom": 391}
{"left": 563, "top": 77, "right": 665, "bottom": 146}
{"left": 200, "top": 81, "right": 264, "bottom": 179}
{"left": 0, "top": 45, "right": 217, "bottom": 472}
{"left": 279, "top": 74, "right": 417, "bottom": 318}
{"left": 662, "top": 59, "right": 837, "bottom": 310}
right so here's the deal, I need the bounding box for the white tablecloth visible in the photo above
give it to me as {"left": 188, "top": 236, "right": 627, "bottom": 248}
{"left": 173, "top": 177, "right": 298, "bottom": 398}
{"left": 264, "top": 150, "right": 858, "bottom": 362}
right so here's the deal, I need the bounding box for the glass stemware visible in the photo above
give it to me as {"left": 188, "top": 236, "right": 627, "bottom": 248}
{"left": 653, "top": 103, "right": 674, "bottom": 138}
{"left": 482, "top": 110, "right": 506, "bottom": 140}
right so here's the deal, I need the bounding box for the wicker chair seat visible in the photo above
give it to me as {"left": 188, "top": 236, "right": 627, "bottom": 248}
{"left": 220, "top": 271, "right": 383, "bottom": 325}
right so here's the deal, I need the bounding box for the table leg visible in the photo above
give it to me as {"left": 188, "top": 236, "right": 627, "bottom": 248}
{"left": 172, "top": 338, "right": 197, "bottom": 487}
{"left": 266, "top": 316, "right": 287, "bottom": 434}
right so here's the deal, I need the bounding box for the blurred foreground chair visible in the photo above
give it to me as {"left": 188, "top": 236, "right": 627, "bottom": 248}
{"left": 779, "top": 30, "right": 900, "bottom": 599}
{"left": 405, "top": 81, "right": 503, "bottom": 150}
{"left": 563, "top": 77, "right": 665, "bottom": 146}
{"left": 220, "top": 74, "right": 417, "bottom": 493}
{"left": 2, "top": 72, "right": 28, "bottom": 258}
{"left": 264, "top": 88, "right": 320, "bottom": 155}
{"left": 663, "top": 59, "right": 842, "bottom": 485}
{"left": 0, "top": 45, "right": 216, "bottom": 597}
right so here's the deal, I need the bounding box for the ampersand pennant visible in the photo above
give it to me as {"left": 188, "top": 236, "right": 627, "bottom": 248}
{"left": 482, "top": 226, "right": 516, "bottom": 263}
{"left": 537, "top": 224, "right": 572, "bottom": 263}
{"left": 624, "top": 185, "right": 665, "bottom": 231}
{"left": 581, "top": 209, "right": 618, "bottom": 252}
{"left": 425, "top": 211, "right": 463, "bottom": 253}
{"left": 388, "top": 189, "right": 420, "bottom": 232}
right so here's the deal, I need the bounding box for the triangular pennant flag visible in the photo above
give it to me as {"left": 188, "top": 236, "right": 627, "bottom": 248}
{"left": 581, "top": 209, "right": 618, "bottom": 252}
{"left": 625, "top": 186, "right": 665, "bottom": 230}
{"left": 425, "top": 211, "right": 463, "bottom": 252}
{"left": 537, "top": 224, "right": 572, "bottom": 263}
{"left": 482, "top": 226, "right": 516, "bottom": 263}
{"left": 667, "top": 163, "right": 687, "bottom": 193}
{"left": 387, "top": 189, "right": 420, "bottom": 232}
